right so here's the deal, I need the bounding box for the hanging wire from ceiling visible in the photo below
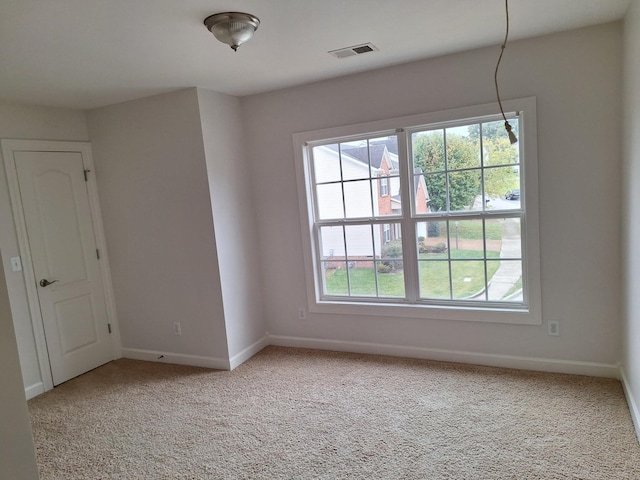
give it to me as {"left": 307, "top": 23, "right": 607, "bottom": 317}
{"left": 494, "top": 0, "right": 518, "bottom": 144}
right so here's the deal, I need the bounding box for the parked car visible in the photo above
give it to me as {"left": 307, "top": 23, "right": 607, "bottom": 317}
{"left": 505, "top": 189, "right": 520, "bottom": 200}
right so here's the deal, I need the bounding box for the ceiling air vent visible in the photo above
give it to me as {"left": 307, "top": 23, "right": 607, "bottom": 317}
{"left": 328, "top": 43, "right": 379, "bottom": 59}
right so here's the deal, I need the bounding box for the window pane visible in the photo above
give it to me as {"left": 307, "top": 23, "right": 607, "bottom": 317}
{"left": 343, "top": 180, "right": 373, "bottom": 218}
{"left": 413, "top": 173, "right": 429, "bottom": 214}
{"left": 339, "top": 140, "right": 370, "bottom": 181}
{"left": 380, "top": 233, "right": 402, "bottom": 264}
{"left": 374, "top": 223, "right": 402, "bottom": 255}
{"left": 323, "top": 261, "right": 348, "bottom": 296}
{"left": 487, "top": 260, "right": 523, "bottom": 302}
{"left": 370, "top": 135, "right": 399, "bottom": 173}
{"left": 485, "top": 219, "right": 503, "bottom": 258}
{"left": 375, "top": 176, "right": 401, "bottom": 216}
{"left": 374, "top": 223, "right": 404, "bottom": 296}
{"left": 417, "top": 221, "right": 448, "bottom": 257}
{"left": 312, "top": 144, "right": 342, "bottom": 183}
{"left": 448, "top": 220, "right": 484, "bottom": 259}
{"left": 446, "top": 125, "right": 481, "bottom": 169}
{"left": 345, "top": 225, "right": 374, "bottom": 259}
{"left": 347, "top": 265, "right": 377, "bottom": 296}
{"left": 376, "top": 261, "right": 405, "bottom": 297}
{"left": 423, "top": 173, "right": 447, "bottom": 212}
{"left": 451, "top": 261, "right": 486, "bottom": 300}
{"left": 481, "top": 120, "right": 520, "bottom": 166}
{"left": 412, "top": 129, "right": 445, "bottom": 172}
{"left": 498, "top": 218, "right": 521, "bottom": 259}
{"left": 448, "top": 169, "right": 481, "bottom": 212}
{"left": 419, "top": 260, "right": 451, "bottom": 299}
{"left": 485, "top": 166, "right": 520, "bottom": 208}
{"left": 319, "top": 226, "right": 344, "bottom": 259}
{"left": 316, "top": 183, "right": 344, "bottom": 220}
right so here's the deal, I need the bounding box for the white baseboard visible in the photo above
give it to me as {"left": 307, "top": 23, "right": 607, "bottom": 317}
{"left": 26, "top": 337, "right": 622, "bottom": 400}
{"left": 229, "top": 335, "right": 270, "bottom": 370}
{"left": 620, "top": 367, "right": 640, "bottom": 443}
{"left": 121, "top": 348, "right": 230, "bottom": 371}
{"left": 25, "top": 381, "right": 44, "bottom": 400}
{"left": 269, "top": 335, "right": 620, "bottom": 378}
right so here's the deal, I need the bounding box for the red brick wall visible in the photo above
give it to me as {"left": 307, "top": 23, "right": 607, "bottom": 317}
{"left": 416, "top": 176, "right": 429, "bottom": 214}
{"left": 377, "top": 155, "right": 393, "bottom": 216}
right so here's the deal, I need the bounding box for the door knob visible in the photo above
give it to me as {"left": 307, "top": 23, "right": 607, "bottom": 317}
{"left": 39, "top": 279, "right": 59, "bottom": 287}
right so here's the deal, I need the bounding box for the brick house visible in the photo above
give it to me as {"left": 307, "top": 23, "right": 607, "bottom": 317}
{"left": 316, "top": 139, "right": 429, "bottom": 266}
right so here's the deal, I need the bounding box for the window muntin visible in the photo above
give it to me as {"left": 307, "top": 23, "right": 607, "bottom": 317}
{"left": 411, "top": 119, "right": 520, "bottom": 215}
{"left": 319, "top": 222, "right": 404, "bottom": 299}
{"left": 312, "top": 137, "right": 401, "bottom": 221}
{"left": 296, "top": 98, "right": 540, "bottom": 323}
{"left": 417, "top": 217, "right": 522, "bottom": 302}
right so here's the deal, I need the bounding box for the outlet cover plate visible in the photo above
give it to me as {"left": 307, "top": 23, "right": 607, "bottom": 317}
{"left": 173, "top": 321, "right": 182, "bottom": 336}
{"left": 548, "top": 320, "right": 560, "bottom": 336}
{"left": 10, "top": 256, "right": 22, "bottom": 272}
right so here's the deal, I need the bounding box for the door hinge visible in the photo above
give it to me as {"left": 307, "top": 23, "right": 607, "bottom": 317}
{"left": 84, "top": 169, "right": 91, "bottom": 182}
{"left": 108, "top": 323, "right": 112, "bottom": 334}
{"left": 96, "top": 249, "right": 100, "bottom": 260}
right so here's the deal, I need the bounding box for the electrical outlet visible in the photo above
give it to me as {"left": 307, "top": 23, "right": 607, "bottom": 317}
{"left": 173, "top": 321, "right": 182, "bottom": 336}
{"left": 298, "top": 308, "right": 307, "bottom": 320}
{"left": 10, "top": 256, "right": 22, "bottom": 272}
{"left": 548, "top": 320, "right": 560, "bottom": 336}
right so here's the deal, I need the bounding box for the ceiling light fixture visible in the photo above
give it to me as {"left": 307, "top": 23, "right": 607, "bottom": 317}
{"left": 204, "top": 12, "right": 260, "bottom": 52}
{"left": 494, "top": 0, "right": 517, "bottom": 144}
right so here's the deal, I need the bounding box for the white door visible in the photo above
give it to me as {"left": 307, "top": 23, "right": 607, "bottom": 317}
{"left": 13, "top": 149, "right": 113, "bottom": 385}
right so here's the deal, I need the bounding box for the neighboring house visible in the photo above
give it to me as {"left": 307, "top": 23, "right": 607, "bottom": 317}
{"left": 314, "top": 139, "right": 429, "bottom": 264}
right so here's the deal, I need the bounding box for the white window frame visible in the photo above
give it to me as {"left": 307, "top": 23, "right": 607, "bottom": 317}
{"left": 380, "top": 176, "right": 389, "bottom": 196}
{"left": 293, "top": 97, "right": 541, "bottom": 325}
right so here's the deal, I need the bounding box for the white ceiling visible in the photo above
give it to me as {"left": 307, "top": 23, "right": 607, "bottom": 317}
{"left": 0, "top": 0, "right": 631, "bottom": 110}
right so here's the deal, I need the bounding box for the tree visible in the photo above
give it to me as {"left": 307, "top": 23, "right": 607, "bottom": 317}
{"left": 483, "top": 137, "right": 519, "bottom": 197}
{"left": 413, "top": 132, "right": 480, "bottom": 212}
{"left": 467, "top": 120, "right": 519, "bottom": 143}
{"left": 467, "top": 120, "right": 520, "bottom": 197}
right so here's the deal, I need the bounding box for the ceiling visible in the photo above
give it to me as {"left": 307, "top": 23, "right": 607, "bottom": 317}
{"left": 0, "top": 0, "right": 631, "bottom": 110}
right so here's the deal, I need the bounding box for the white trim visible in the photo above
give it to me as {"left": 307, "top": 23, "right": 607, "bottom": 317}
{"left": 81, "top": 145, "right": 123, "bottom": 359}
{"left": 2, "top": 140, "right": 55, "bottom": 392}
{"left": 25, "top": 382, "right": 45, "bottom": 400}
{"left": 269, "top": 335, "right": 619, "bottom": 378}
{"left": 229, "top": 334, "right": 270, "bottom": 370}
{"left": 620, "top": 367, "right": 640, "bottom": 443}
{"left": 1, "top": 139, "right": 122, "bottom": 394}
{"left": 121, "top": 348, "right": 230, "bottom": 371}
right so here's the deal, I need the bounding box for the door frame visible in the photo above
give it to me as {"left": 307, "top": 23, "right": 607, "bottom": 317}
{"left": 1, "top": 139, "right": 121, "bottom": 394}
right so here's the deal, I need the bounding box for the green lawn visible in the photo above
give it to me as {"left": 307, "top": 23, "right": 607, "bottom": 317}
{"left": 325, "top": 250, "right": 500, "bottom": 299}
{"left": 428, "top": 219, "right": 505, "bottom": 241}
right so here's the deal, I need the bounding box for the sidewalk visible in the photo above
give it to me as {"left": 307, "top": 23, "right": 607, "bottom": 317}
{"left": 485, "top": 219, "right": 522, "bottom": 301}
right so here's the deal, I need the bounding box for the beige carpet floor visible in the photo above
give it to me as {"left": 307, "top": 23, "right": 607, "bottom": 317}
{"left": 28, "top": 346, "right": 640, "bottom": 479}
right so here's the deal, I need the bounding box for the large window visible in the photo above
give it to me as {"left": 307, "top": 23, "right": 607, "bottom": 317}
{"left": 294, "top": 98, "right": 541, "bottom": 324}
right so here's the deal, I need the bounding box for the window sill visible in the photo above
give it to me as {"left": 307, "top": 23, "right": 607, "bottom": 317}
{"left": 309, "top": 299, "right": 541, "bottom": 325}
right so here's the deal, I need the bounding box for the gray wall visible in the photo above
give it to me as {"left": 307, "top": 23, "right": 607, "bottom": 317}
{"left": 87, "top": 89, "right": 229, "bottom": 362}
{"left": 197, "top": 88, "right": 267, "bottom": 362}
{"left": 622, "top": 0, "right": 640, "bottom": 432}
{"left": 0, "top": 253, "right": 39, "bottom": 480}
{"left": 242, "top": 23, "right": 623, "bottom": 368}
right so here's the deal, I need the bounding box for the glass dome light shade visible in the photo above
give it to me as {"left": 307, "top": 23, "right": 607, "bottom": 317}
{"left": 204, "top": 12, "right": 260, "bottom": 51}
